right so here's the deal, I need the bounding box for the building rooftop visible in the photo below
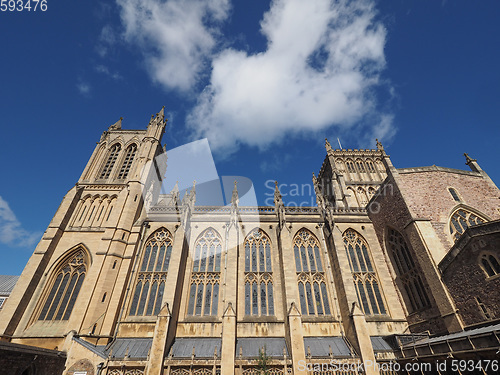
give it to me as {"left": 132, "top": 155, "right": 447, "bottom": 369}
{"left": 0, "top": 275, "right": 19, "bottom": 295}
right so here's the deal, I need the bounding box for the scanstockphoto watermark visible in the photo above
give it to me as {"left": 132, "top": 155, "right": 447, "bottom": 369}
{"left": 297, "top": 359, "right": 499, "bottom": 374}
{"left": 264, "top": 179, "right": 395, "bottom": 213}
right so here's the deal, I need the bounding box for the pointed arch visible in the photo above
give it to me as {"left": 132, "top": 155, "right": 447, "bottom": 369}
{"left": 84, "top": 142, "right": 107, "bottom": 180}
{"left": 335, "top": 158, "right": 346, "bottom": 173}
{"left": 345, "top": 159, "right": 356, "bottom": 174}
{"left": 386, "top": 227, "right": 430, "bottom": 313}
{"left": 99, "top": 142, "right": 122, "bottom": 179}
{"left": 243, "top": 228, "right": 274, "bottom": 316}
{"left": 129, "top": 228, "right": 173, "bottom": 316}
{"left": 479, "top": 251, "right": 500, "bottom": 278}
{"left": 365, "top": 158, "right": 376, "bottom": 173}
{"left": 343, "top": 228, "right": 386, "bottom": 315}
{"left": 117, "top": 143, "right": 137, "bottom": 179}
{"left": 293, "top": 228, "right": 330, "bottom": 316}
{"left": 355, "top": 159, "right": 366, "bottom": 173}
{"left": 187, "top": 228, "right": 222, "bottom": 317}
{"left": 37, "top": 246, "right": 89, "bottom": 321}
{"left": 449, "top": 205, "right": 488, "bottom": 242}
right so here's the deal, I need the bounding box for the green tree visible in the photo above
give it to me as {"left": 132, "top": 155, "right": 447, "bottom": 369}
{"left": 256, "top": 345, "right": 270, "bottom": 375}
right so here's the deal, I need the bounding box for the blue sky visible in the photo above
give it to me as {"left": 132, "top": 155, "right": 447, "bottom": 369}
{"left": 0, "top": 0, "right": 499, "bottom": 275}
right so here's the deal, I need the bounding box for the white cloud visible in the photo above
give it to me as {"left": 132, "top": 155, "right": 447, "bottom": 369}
{"left": 187, "top": 0, "right": 393, "bottom": 153}
{"left": 115, "top": 0, "right": 231, "bottom": 92}
{"left": 77, "top": 81, "right": 91, "bottom": 95}
{"left": 0, "top": 196, "right": 41, "bottom": 247}
{"left": 95, "top": 65, "right": 123, "bottom": 80}
{"left": 96, "top": 25, "right": 117, "bottom": 57}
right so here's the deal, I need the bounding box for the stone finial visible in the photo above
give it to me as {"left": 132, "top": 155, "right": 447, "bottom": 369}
{"left": 376, "top": 138, "right": 384, "bottom": 152}
{"left": 464, "top": 153, "right": 477, "bottom": 164}
{"left": 231, "top": 180, "right": 239, "bottom": 206}
{"left": 108, "top": 117, "right": 123, "bottom": 131}
{"left": 223, "top": 302, "right": 236, "bottom": 317}
{"left": 288, "top": 302, "right": 301, "bottom": 317}
{"left": 325, "top": 137, "right": 332, "bottom": 152}
{"left": 350, "top": 301, "right": 365, "bottom": 317}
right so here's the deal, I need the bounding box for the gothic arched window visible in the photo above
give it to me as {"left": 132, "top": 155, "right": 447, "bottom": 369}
{"left": 479, "top": 253, "right": 500, "bottom": 278}
{"left": 100, "top": 143, "right": 121, "bottom": 179}
{"left": 387, "top": 228, "right": 430, "bottom": 312}
{"left": 118, "top": 144, "right": 137, "bottom": 179}
{"left": 129, "top": 228, "right": 173, "bottom": 316}
{"left": 343, "top": 229, "right": 386, "bottom": 315}
{"left": 450, "top": 208, "right": 486, "bottom": 242}
{"left": 244, "top": 229, "right": 274, "bottom": 316}
{"left": 38, "top": 249, "right": 87, "bottom": 321}
{"left": 294, "top": 229, "right": 331, "bottom": 316}
{"left": 187, "top": 228, "right": 222, "bottom": 316}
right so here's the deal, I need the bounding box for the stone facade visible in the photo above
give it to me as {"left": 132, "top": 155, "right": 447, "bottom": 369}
{"left": 1, "top": 110, "right": 499, "bottom": 375}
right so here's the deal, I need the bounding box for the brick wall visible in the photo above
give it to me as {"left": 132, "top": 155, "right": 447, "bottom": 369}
{"left": 0, "top": 341, "right": 66, "bottom": 375}
{"left": 441, "top": 229, "right": 500, "bottom": 327}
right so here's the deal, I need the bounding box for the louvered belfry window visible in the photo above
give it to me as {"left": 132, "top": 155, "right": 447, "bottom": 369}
{"left": 129, "top": 229, "right": 173, "bottom": 316}
{"left": 118, "top": 144, "right": 137, "bottom": 179}
{"left": 99, "top": 143, "right": 121, "bottom": 179}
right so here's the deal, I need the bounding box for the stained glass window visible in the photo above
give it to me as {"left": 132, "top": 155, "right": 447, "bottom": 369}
{"left": 387, "top": 228, "right": 430, "bottom": 313}
{"left": 187, "top": 228, "right": 222, "bottom": 317}
{"left": 344, "top": 229, "right": 386, "bottom": 315}
{"left": 449, "top": 209, "right": 486, "bottom": 242}
{"left": 480, "top": 253, "right": 500, "bottom": 277}
{"left": 130, "top": 228, "right": 173, "bottom": 316}
{"left": 243, "top": 229, "right": 274, "bottom": 316}
{"left": 38, "top": 250, "right": 87, "bottom": 321}
{"left": 294, "top": 229, "right": 331, "bottom": 315}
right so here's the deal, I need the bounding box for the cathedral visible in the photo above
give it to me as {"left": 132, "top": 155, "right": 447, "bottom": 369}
{"left": 1, "top": 108, "right": 499, "bottom": 375}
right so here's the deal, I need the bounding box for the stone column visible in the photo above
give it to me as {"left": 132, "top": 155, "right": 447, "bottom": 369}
{"left": 350, "top": 302, "right": 378, "bottom": 375}
{"left": 288, "top": 302, "right": 306, "bottom": 375}
{"left": 221, "top": 303, "right": 236, "bottom": 375}
{"left": 145, "top": 304, "right": 171, "bottom": 375}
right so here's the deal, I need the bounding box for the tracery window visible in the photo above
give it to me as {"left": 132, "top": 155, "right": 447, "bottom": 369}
{"left": 187, "top": 228, "right": 222, "bottom": 316}
{"left": 244, "top": 229, "right": 274, "bottom": 316}
{"left": 387, "top": 228, "right": 430, "bottom": 312}
{"left": 100, "top": 143, "right": 121, "bottom": 179}
{"left": 294, "top": 229, "right": 331, "bottom": 316}
{"left": 449, "top": 208, "right": 486, "bottom": 242}
{"left": 129, "top": 229, "right": 172, "bottom": 316}
{"left": 38, "top": 249, "right": 87, "bottom": 321}
{"left": 479, "top": 253, "right": 500, "bottom": 277}
{"left": 344, "top": 229, "right": 386, "bottom": 315}
{"left": 118, "top": 144, "right": 137, "bottom": 179}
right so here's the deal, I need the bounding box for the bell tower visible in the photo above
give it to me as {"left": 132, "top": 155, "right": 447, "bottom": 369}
{"left": 0, "top": 108, "right": 167, "bottom": 346}
{"left": 317, "top": 138, "right": 388, "bottom": 209}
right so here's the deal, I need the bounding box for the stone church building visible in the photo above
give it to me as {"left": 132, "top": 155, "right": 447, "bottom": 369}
{"left": 1, "top": 108, "right": 499, "bottom": 375}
